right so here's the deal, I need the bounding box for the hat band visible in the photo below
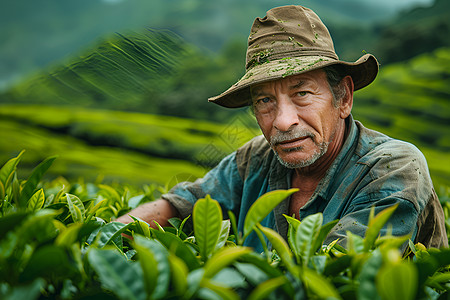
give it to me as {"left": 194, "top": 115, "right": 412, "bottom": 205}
{"left": 246, "top": 48, "right": 339, "bottom": 70}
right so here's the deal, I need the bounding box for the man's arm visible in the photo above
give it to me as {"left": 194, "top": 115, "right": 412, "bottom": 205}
{"left": 115, "top": 199, "right": 179, "bottom": 227}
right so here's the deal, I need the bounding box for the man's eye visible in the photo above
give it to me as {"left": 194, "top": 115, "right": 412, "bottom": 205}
{"left": 297, "top": 91, "right": 307, "bottom": 96}
{"left": 259, "top": 97, "right": 271, "bottom": 103}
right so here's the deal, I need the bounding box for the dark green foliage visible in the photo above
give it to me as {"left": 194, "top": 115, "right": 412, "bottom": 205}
{"left": 0, "top": 152, "right": 449, "bottom": 299}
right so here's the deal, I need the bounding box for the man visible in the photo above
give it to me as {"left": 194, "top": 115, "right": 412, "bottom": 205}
{"left": 117, "top": 5, "right": 448, "bottom": 251}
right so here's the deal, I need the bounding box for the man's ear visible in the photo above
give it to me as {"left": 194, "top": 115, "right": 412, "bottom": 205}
{"left": 339, "top": 75, "right": 354, "bottom": 119}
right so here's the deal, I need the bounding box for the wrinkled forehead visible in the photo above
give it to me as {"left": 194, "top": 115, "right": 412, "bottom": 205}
{"left": 250, "top": 69, "right": 327, "bottom": 97}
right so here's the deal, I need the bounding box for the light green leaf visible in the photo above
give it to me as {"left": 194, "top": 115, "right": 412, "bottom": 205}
{"left": 88, "top": 222, "right": 131, "bottom": 248}
{"left": 228, "top": 210, "right": 240, "bottom": 245}
{"left": 257, "top": 224, "right": 297, "bottom": 276}
{"left": 346, "top": 231, "right": 364, "bottom": 255}
{"left": 133, "top": 237, "right": 170, "bottom": 299}
{"left": 243, "top": 189, "right": 298, "bottom": 241}
{"left": 27, "top": 189, "right": 45, "bottom": 212}
{"left": 0, "top": 180, "right": 5, "bottom": 203}
{"left": 151, "top": 229, "right": 201, "bottom": 271}
{"left": 363, "top": 204, "right": 399, "bottom": 251}
{"left": 201, "top": 278, "right": 240, "bottom": 300}
{"left": 55, "top": 222, "right": 83, "bottom": 247}
{"left": 88, "top": 248, "right": 146, "bottom": 300}
{"left": 294, "top": 213, "right": 323, "bottom": 266}
{"left": 203, "top": 247, "right": 252, "bottom": 278}
{"left": 426, "top": 273, "right": 450, "bottom": 289}
{"left": 357, "top": 250, "right": 382, "bottom": 300}
{"left": 193, "top": 194, "right": 223, "bottom": 261}
{"left": 98, "top": 184, "right": 122, "bottom": 204}
{"left": 168, "top": 254, "right": 189, "bottom": 296}
{"left": 84, "top": 198, "right": 107, "bottom": 222}
{"left": 312, "top": 219, "right": 339, "bottom": 253}
{"left": 214, "top": 220, "right": 231, "bottom": 252}
{"left": 376, "top": 262, "right": 417, "bottom": 300}
{"left": 247, "top": 276, "right": 288, "bottom": 300}
{"left": 0, "top": 150, "right": 24, "bottom": 190}
{"left": 133, "top": 235, "right": 158, "bottom": 297}
{"left": 284, "top": 214, "right": 301, "bottom": 252}
{"left": 19, "top": 155, "right": 57, "bottom": 208}
{"left": 302, "top": 268, "right": 342, "bottom": 300}
{"left": 66, "top": 193, "right": 85, "bottom": 223}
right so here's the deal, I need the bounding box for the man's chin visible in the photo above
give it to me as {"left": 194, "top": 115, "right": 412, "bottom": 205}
{"left": 274, "top": 148, "right": 325, "bottom": 169}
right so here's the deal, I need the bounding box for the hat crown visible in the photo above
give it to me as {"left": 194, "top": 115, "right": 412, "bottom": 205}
{"left": 246, "top": 5, "right": 338, "bottom": 70}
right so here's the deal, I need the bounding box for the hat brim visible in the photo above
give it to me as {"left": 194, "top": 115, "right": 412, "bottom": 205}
{"left": 208, "top": 53, "right": 378, "bottom": 108}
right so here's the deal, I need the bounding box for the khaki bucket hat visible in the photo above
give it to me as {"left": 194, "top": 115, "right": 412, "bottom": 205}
{"left": 208, "top": 5, "right": 379, "bottom": 108}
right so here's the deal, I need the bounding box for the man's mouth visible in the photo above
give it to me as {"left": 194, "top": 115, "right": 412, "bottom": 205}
{"left": 276, "top": 136, "right": 310, "bottom": 150}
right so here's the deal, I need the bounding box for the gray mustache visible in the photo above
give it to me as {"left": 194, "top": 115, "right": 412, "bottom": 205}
{"left": 270, "top": 128, "right": 315, "bottom": 145}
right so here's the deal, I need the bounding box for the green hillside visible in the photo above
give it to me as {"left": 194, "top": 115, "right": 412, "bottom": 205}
{"left": 0, "top": 105, "right": 259, "bottom": 186}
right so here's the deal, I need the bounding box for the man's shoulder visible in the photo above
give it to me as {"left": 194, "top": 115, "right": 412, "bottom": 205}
{"left": 355, "top": 121, "right": 426, "bottom": 165}
{"left": 354, "top": 121, "right": 433, "bottom": 209}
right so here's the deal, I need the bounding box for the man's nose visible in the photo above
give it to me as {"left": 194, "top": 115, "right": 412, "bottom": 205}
{"left": 273, "top": 99, "right": 299, "bottom": 132}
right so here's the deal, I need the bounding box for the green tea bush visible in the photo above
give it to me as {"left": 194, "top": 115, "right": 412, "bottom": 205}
{"left": 0, "top": 152, "right": 449, "bottom": 299}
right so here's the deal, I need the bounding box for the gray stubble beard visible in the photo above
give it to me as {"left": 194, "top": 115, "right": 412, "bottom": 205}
{"left": 270, "top": 128, "right": 330, "bottom": 169}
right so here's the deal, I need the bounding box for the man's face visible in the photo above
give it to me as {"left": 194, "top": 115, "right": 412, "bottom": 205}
{"left": 251, "top": 69, "right": 347, "bottom": 169}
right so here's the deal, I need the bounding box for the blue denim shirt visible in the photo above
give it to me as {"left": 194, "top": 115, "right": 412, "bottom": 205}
{"left": 163, "top": 116, "right": 447, "bottom": 252}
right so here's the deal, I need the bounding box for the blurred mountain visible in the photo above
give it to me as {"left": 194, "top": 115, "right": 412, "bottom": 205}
{"left": 0, "top": 30, "right": 246, "bottom": 122}
{"left": 0, "top": 0, "right": 437, "bottom": 90}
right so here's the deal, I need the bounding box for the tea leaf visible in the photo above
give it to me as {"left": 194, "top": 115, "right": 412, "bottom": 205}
{"left": 376, "top": 262, "right": 418, "bottom": 300}
{"left": 203, "top": 247, "right": 252, "bottom": 278}
{"left": 55, "top": 222, "right": 83, "bottom": 247}
{"left": 243, "top": 189, "right": 298, "bottom": 241}
{"left": 357, "top": 250, "right": 383, "bottom": 300}
{"left": 88, "top": 248, "right": 146, "bottom": 300}
{"left": 133, "top": 235, "right": 159, "bottom": 297}
{"left": 85, "top": 199, "right": 107, "bottom": 222}
{"left": 66, "top": 193, "right": 85, "bottom": 223}
{"left": 214, "top": 220, "right": 231, "bottom": 252}
{"left": 247, "top": 276, "right": 288, "bottom": 300}
{"left": 151, "top": 229, "right": 201, "bottom": 271}
{"left": 133, "top": 237, "right": 170, "bottom": 299}
{"left": 257, "top": 224, "right": 297, "bottom": 276}
{"left": 302, "top": 268, "right": 342, "bottom": 299}
{"left": 284, "top": 214, "right": 301, "bottom": 253}
{"left": 193, "top": 194, "right": 222, "bottom": 261}
{"left": 27, "top": 189, "right": 45, "bottom": 212}
{"left": 363, "top": 204, "right": 399, "bottom": 251}
{"left": 0, "top": 150, "right": 24, "bottom": 191}
{"left": 168, "top": 254, "right": 189, "bottom": 296}
{"left": 19, "top": 155, "right": 57, "bottom": 208}
{"left": 201, "top": 278, "right": 240, "bottom": 300}
{"left": 312, "top": 219, "right": 338, "bottom": 253}
{"left": 88, "top": 221, "right": 131, "bottom": 248}
{"left": 294, "top": 213, "right": 322, "bottom": 266}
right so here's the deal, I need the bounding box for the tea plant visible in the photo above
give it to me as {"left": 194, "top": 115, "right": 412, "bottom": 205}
{"left": 0, "top": 152, "right": 449, "bottom": 299}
